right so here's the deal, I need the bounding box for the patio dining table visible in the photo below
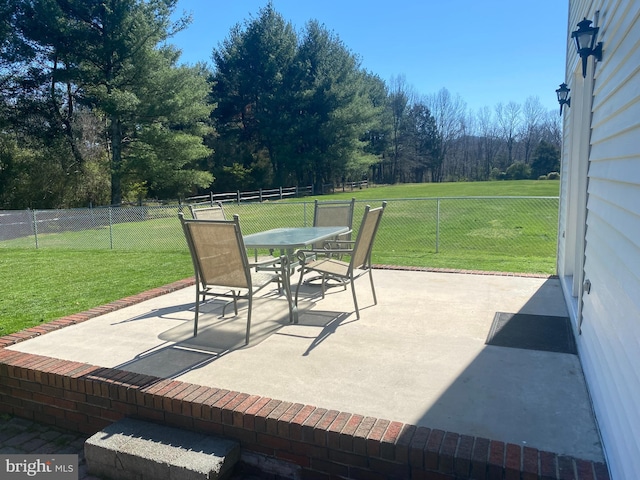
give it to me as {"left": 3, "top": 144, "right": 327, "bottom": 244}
{"left": 243, "top": 226, "right": 349, "bottom": 322}
{"left": 243, "top": 226, "right": 349, "bottom": 255}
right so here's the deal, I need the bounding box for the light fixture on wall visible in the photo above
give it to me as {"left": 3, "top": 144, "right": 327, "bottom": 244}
{"left": 556, "top": 83, "right": 571, "bottom": 115}
{"left": 571, "top": 17, "right": 603, "bottom": 78}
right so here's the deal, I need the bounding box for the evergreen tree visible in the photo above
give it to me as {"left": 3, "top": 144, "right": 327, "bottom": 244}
{"left": 292, "top": 20, "right": 378, "bottom": 189}
{"left": 531, "top": 141, "right": 560, "bottom": 178}
{"left": 4, "top": 0, "right": 212, "bottom": 206}
{"left": 211, "top": 5, "right": 379, "bottom": 191}
{"left": 404, "top": 102, "right": 442, "bottom": 183}
{"left": 211, "top": 3, "right": 297, "bottom": 187}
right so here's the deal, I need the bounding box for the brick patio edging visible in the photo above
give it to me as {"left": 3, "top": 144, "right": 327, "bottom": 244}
{"left": 0, "top": 269, "right": 608, "bottom": 480}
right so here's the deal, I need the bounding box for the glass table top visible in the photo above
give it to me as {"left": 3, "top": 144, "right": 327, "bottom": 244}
{"left": 243, "top": 226, "right": 349, "bottom": 249}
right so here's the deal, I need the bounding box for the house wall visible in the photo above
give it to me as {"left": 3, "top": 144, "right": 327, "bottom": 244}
{"left": 560, "top": 1, "right": 640, "bottom": 479}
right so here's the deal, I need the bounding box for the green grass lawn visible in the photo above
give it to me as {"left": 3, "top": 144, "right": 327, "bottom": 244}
{"left": 319, "top": 179, "right": 560, "bottom": 199}
{"left": 0, "top": 249, "right": 194, "bottom": 336}
{"left": 0, "top": 180, "right": 560, "bottom": 335}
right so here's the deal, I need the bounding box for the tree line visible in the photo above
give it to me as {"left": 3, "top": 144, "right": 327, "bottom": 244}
{"left": 0, "top": 1, "right": 561, "bottom": 209}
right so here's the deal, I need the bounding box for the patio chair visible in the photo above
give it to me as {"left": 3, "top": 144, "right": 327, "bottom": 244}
{"left": 312, "top": 197, "right": 356, "bottom": 251}
{"left": 179, "top": 213, "right": 292, "bottom": 345}
{"left": 295, "top": 202, "right": 387, "bottom": 319}
{"left": 189, "top": 202, "right": 226, "bottom": 221}
{"left": 303, "top": 197, "right": 357, "bottom": 286}
{"left": 190, "top": 202, "right": 274, "bottom": 265}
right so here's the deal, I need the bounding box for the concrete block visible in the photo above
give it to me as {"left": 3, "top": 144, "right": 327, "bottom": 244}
{"left": 85, "top": 418, "right": 240, "bottom": 480}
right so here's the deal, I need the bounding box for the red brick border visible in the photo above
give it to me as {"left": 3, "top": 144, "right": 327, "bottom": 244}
{"left": 0, "top": 271, "right": 607, "bottom": 480}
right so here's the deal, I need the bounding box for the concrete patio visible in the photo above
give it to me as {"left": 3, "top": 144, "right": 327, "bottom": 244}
{"left": 4, "top": 267, "right": 604, "bottom": 471}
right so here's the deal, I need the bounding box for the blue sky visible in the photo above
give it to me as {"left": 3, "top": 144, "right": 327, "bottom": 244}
{"left": 169, "top": 1, "right": 569, "bottom": 114}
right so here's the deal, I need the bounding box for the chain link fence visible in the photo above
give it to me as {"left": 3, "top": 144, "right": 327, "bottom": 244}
{"left": 0, "top": 197, "right": 559, "bottom": 273}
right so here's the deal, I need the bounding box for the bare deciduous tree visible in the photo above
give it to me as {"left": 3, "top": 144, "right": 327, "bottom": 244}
{"left": 387, "top": 75, "right": 415, "bottom": 183}
{"left": 425, "top": 88, "right": 466, "bottom": 182}
{"left": 475, "top": 106, "right": 500, "bottom": 178}
{"left": 520, "top": 96, "right": 546, "bottom": 164}
{"left": 495, "top": 101, "right": 522, "bottom": 168}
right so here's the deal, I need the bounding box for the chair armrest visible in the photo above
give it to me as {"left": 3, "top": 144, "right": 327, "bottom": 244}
{"left": 251, "top": 255, "right": 289, "bottom": 278}
{"left": 296, "top": 249, "right": 315, "bottom": 265}
{"left": 323, "top": 247, "right": 354, "bottom": 255}
{"left": 296, "top": 248, "right": 321, "bottom": 260}
{"left": 248, "top": 255, "right": 282, "bottom": 268}
{"left": 328, "top": 240, "right": 355, "bottom": 247}
{"left": 322, "top": 231, "right": 352, "bottom": 248}
{"left": 296, "top": 246, "right": 353, "bottom": 266}
{"left": 323, "top": 240, "right": 355, "bottom": 252}
{"left": 335, "top": 229, "right": 352, "bottom": 239}
{"left": 278, "top": 255, "right": 289, "bottom": 277}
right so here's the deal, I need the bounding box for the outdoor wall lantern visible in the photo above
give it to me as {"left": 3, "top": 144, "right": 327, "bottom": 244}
{"left": 571, "top": 17, "right": 603, "bottom": 78}
{"left": 556, "top": 83, "right": 571, "bottom": 115}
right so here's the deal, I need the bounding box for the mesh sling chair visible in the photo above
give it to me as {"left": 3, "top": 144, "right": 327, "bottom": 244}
{"left": 188, "top": 202, "right": 226, "bottom": 221}
{"left": 311, "top": 197, "right": 356, "bottom": 249}
{"left": 190, "top": 201, "right": 274, "bottom": 266}
{"left": 179, "top": 213, "right": 292, "bottom": 345}
{"left": 303, "top": 198, "right": 356, "bottom": 286}
{"left": 294, "top": 202, "right": 387, "bottom": 319}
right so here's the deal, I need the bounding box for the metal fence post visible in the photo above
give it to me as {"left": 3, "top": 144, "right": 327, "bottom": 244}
{"left": 436, "top": 198, "right": 440, "bottom": 253}
{"left": 303, "top": 201, "right": 309, "bottom": 227}
{"left": 32, "top": 209, "right": 39, "bottom": 249}
{"left": 109, "top": 206, "right": 114, "bottom": 250}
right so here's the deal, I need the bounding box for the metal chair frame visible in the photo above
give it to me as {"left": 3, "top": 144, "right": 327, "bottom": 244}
{"left": 188, "top": 202, "right": 226, "bottom": 221}
{"left": 295, "top": 202, "right": 387, "bottom": 319}
{"left": 311, "top": 197, "right": 356, "bottom": 249}
{"left": 179, "top": 213, "right": 292, "bottom": 345}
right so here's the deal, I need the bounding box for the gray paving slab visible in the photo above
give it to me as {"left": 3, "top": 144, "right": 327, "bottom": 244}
{"left": 85, "top": 418, "right": 239, "bottom": 480}
{"left": 7, "top": 269, "right": 605, "bottom": 463}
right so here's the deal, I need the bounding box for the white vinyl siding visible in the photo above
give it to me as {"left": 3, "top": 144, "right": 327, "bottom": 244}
{"left": 556, "top": 127, "right": 570, "bottom": 276}
{"left": 562, "top": 1, "right": 640, "bottom": 479}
